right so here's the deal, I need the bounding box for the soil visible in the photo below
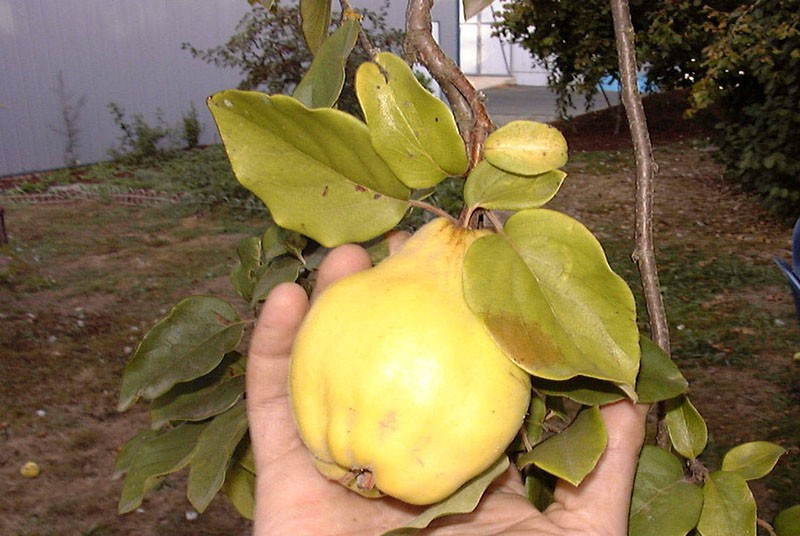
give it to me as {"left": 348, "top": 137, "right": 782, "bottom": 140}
{"left": 1, "top": 90, "right": 797, "bottom": 535}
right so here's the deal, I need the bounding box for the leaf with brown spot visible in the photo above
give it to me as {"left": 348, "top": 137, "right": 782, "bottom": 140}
{"left": 208, "top": 91, "right": 410, "bottom": 247}
{"left": 463, "top": 209, "right": 639, "bottom": 393}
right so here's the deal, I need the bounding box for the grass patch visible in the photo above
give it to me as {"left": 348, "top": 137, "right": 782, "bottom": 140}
{"left": 565, "top": 149, "right": 634, "bottom": 174}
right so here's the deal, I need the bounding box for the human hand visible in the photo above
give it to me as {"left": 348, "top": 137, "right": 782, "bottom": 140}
{"left": 246, "top": 240, "right": 649, "bottom": 535}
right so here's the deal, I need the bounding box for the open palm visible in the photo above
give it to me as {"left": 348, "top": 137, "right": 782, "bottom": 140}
{"left": 247, "top": 243, "right": 648, "bottom": 535}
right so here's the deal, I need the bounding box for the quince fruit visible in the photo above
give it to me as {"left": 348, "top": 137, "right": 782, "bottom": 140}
{"left": 20, "top": 461, "right": 41, "bottom": 478}
{"left": 290, "top": 217, "right": 531, "bottom": 505}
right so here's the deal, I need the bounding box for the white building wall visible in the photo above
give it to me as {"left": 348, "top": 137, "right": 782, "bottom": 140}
{"left": 0, "top": 0, "right": 250, "bottom": 177}
{"left": 458, "top": 0, "right": 549, "bottom": 86}
{"left": 0, "top": 0, "right": 545, "bottom": 177}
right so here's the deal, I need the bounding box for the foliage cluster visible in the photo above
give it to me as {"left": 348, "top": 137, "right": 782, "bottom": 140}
{"left": 495, "top": 0, "right": 739, "bottom": 116}
{"left": 181, "top": 102, "right": 203, "bottom": 150}
{"left": 689, "top": 0, "right": 800, "bottom": 217}
{"left": 496, "top": 0, "right": 799, "bottom": 215}
{"left": 113, "top": 41, "right": 797, "bottom": 536}
{"left": 107, "top": 0, "right": 798, "bottom": 533}
{"left": 181, "top": 0, "right": 404, "bottom": 117}
{"left": 107, "top": 102, "right": 204, "bottom": 164}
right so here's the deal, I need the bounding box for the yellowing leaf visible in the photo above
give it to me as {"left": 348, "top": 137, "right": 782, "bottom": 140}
{"left": 484, "top": 120, "right": 568, "bottom": 176}
{"left": 665, "top": 395, "right": 708, "bottom": 459}
{"left": 463, "top": 209, "right": 640, "bottom": 392}
{"left": 463, "top": 159, "right": 566, "bottom": 210}
{"left": 721, "top": 441, "right": 786, "bottom": 481}
{"left": 208, "top": 91, "right": 410, "bottom": 247}
{"left": 697, "top": 471, "right": 756, "bottom": 536}
{"left": 294, "top": 19, "right": 359, "bottom": 108}
{"left": 629, "top": 445, "right": 703, "bottom": 536}
{"left": 517, "top": 406, "right": 607, "bottom": 486}
{"left": 356, "top": 52, "right": 468, "bottom": 189}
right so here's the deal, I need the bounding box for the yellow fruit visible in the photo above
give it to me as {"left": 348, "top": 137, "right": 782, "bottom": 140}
{"left": 290, "top": 217, "right": 531, "bottom": 505}
{"left": 20, "top": 461, "right": 40, "bottom": 478}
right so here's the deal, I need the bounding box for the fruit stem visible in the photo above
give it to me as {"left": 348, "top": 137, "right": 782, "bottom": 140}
{"left": 407, "top": 198, "right": 459, "bottom": 225}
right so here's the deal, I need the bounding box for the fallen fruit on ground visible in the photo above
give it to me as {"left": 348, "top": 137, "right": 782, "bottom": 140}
{"left": 289, "top": 217, "right": 531, "bottom": 505}
{"left": 20, "top": 461, "right": 41, "bottom": 478}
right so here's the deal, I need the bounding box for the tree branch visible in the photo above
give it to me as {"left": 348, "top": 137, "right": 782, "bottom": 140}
{"left": 339, "top": 0, "right": 379, "bottom": 57}
{"left": 403, "top": 0, "right": 493, "bottom": 169}
{"left": 609, "top": 0, "right": 670, "bottom": 356}
{"left": 610, "top": 0, "right": 671, "bottom": 448}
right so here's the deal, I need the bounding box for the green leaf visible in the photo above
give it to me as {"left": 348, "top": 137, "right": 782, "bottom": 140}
{"left": 463, "top": 0, "right": 495, "bottom": 20}
{"left": 239, "top": 443, "right": 256, "bottom": 475}
{"left": 635, "top": 336, "right": 688, "bottom": 404}
{"left": 300, "top": 0, "right": 331, "bottom": 55}
{"left": 517, "top": 406, "right": 607, "bottom": 486}
{"left": 118, "top": 296, "right": 245, "bottom": 411}
{"left": 484, "top": 121, "right": 568, "bottom": 176}
{"left": 187, "top": 401, "right": 249, "bottom": 512}
{"left": 380, "top": 456, "right": 509, "bottom": 535}
{"left": 223, "top": 462, "right": 256, "bottom": 520}
{"left": 525, "top": 395, "right": 547, "bottom": 445}
{"left": 721, "top": 441, "right": 786, "bottom": 481}
{"left": 356, "top": 52, "right": 468, "bottom": 188}
{"left": 294, "top": 19, "right": 359, "bottom": 108}
{"left": 665, "top": 395, "right": 708, "bottom": 459}
{"left": 524, "top": 470, "right": 555, "bottom": 512}
{"left": 463, "top": 160, "right": 566, "bottom": 210}
{"left": 628, "top": 445, "right": 703, "bottom": 536}
{"left": 463, "top": 209, "right": 640, "bottom": 393}
{"left": 208, "top": 91, "right": 410, "bottom": 247}
{"left": 113, "top": 429, "right": 159, "bottom": 480}
{"left": 250, "top": 256, "right": 303, "bottom": 307}
{"left": 532, "top": 376, "right": 625, "bottom": 406}
{"left": 261, "top": 225, "right": 289, "bottom": 263}
{"left": 149, "top": 352, "right": 246, "bottom": 428}
{"left": 775, "top": 505, "right": 800, "bottom": 536}
{"left": 118, "top": 422, "right": 208, "bottom": 514}
{"left": 697, "top": 471, "right": 756, "bottom": 536}
{"left": 231, "top": 236, "right": 264, "bottom": 303}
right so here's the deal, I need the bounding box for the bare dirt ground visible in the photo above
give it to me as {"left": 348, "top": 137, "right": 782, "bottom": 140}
{"left": 1, "top": 92, "right": 797, "bottom": 535}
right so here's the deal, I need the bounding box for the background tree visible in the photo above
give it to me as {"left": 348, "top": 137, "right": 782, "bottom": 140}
{"left": 182, "top": 0, "right": 404, "bottom": 116}
{"left": 495, "top": 0, "right": 740, "bottom": 115}
{"left": 497, "top": 0, "right": 799, "bottom": 216}
{"left": 689, "top": 0, "right": 800, "bottom": 216}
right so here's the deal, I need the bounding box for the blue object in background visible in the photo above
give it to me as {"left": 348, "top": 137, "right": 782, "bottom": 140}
{"left": 598, "top": 74, "right": 652, "bottom": 94}
{"left": 774, "top": 217, "right": 800, "bottom": 321}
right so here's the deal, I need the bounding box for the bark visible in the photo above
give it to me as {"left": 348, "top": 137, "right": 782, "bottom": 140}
{"left": 403, "top": 0, "right": 493, "bottom": 169}
{"left": 609, "top": 0, "right": 670, "bottom": 356}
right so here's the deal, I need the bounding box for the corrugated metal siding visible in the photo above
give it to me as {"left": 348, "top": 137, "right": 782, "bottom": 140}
{"left": 0, "top": 0, "right": 250, "bottom": 176}
{"left": 0, "top": 0, "right": 461, "bottom": 177}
